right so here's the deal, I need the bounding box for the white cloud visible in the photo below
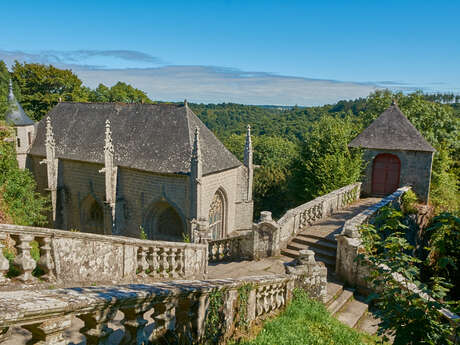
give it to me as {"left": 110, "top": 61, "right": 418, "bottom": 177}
{"left": 1, "top": 49, "right": 381, "bottom": 105}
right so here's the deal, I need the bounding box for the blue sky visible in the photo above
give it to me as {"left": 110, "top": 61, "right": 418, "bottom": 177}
{"left": 0, "top": 0, "right": 459, "bottom": 105}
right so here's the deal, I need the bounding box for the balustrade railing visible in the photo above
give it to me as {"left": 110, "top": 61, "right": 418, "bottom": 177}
{"left": 208, "top": 233, "right": 252, "bottom": 262}
{"left": 277, "top": 182, "right": 361, "bottom": 245}
{"left": 0, "top": 275, "right": 295, "bottom": 345}
{"left": 0, "top": 224, "right": 207, "bottom": 288}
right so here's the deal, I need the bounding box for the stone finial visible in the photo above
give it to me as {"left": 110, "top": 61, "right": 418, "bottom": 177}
{"left": 45, "top": 117, "right": 56, "bottom": 149}
{"left": 40, "top": 117, "right": 58, "bottom": 223}
{"left": 244, "top": 124, "right": 253, "bottom": 201}
{"left": 104, "top": 119, "right": 114, "bottom": 155}
{"left": 8, "top": 79, "right": 14, "bottom": 100}
{"left": 260, "top": 211, "right": 272, "bottom": 222}
{"left": 192, "top": 127, "right": 201, "bottom": 161}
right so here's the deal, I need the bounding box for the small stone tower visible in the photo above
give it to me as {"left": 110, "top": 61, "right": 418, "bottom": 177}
{"left": 349, "top": 101, "right": 435, "bottom": 203}
{"left": 5, "top": 80, "right": 35, "bottom": 169}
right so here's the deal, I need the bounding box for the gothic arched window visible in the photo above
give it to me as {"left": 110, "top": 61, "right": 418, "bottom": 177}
{"left": 144, "top": 201, "right": 184, "bottom": 242}
{"left": 209, "top": 190, "right": 226, "bottom": 240}
{"left": 81, "top": 196, "right": 104, "bottom": 234}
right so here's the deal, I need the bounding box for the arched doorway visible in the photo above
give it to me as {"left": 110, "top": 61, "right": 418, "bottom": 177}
{"left": 209, "top": 189, "right": 226, "bottom": 240}
{"left": 372, "top": 153, "right": 401, "bottom": 195}
{"left": 144, "top": 201, "right": 184, "bottom": 241}
{"left": 81, "top": 195, "right": 104, "bottom": 234}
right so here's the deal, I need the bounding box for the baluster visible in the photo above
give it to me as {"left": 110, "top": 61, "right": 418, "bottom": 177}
{"left": 256, "top": 289, "right": 263, "bottom": 316}
{"left": 23, "top": 315, "right": 72, "bottom": 345}
{"left": 0, "top": 233, "right": 10, "bottom": 284}
{"left": 177, "top": 248, "right": 185, "bottom": 277}
{"left": 36, "top": 236, "right": 55, "bottom": 282}
{"left": 160, "top": 249, "right": 169, "bottom": 278}
{"left": 224, "top": 240, "right": 230, "bottom": 259}
{"left": 150, "top": 298, "right": 178, "bottom": 341}
{"left": 169, "top": 248, "right": 177, "bottom": 278}
{"left": 149, "top": 247, "right": 160, "bottom": 278}
{"left": 137, "top": 246, "right": 149, "bottom": 277}
{"left": 11, "top": 234, "right": 37, "bottom": 283}
{"left": 0, "top": 327, "right": 10, "bottom": 342}
{"left": 120, "top": 301, "right": 151, "bottom": 345}
{"left": 78, "top": 308, "right": 118, "bottom": 345}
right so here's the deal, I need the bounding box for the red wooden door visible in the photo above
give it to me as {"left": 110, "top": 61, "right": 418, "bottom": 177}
{"left": 372, "top": 154, "right": 400, "bottom": 195}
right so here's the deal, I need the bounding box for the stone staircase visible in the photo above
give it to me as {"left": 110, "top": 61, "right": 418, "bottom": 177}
{"left": 281, "top": 231, "right": 337, "bottom": 270}
{"left": 325, "top": 281, "right": 379, "bottom": 334}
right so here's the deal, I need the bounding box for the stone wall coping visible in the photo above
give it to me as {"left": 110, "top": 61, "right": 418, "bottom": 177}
{"left": 0, "top": 223, "right": 207, "bottom": 250}
{"left": 338, "top": 186, "right": 411, "bottom": 239}
{"left": 0, "top": 274, "right": 292, "bottom": 328}
{"left": 277, "top": 182, "right": 361, "bottom": 226}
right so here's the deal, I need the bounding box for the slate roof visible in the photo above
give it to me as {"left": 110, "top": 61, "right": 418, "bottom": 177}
{"left": 29, "top": 102, "right": 242, "bottom": 175}
{"left": 349, "top": 103, "right": 435, "bottom": 152}
{"left": 5, "top": 81, "right": 35, "bottom": 126}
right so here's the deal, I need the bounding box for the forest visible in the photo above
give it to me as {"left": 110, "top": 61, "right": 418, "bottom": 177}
{"left": 0, "top": 60, "right": 458, "bottom": 219}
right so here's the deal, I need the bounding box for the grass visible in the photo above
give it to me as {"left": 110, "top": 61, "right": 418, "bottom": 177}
{"left": 230, "top": 289, "right": 383, "bottom": 345}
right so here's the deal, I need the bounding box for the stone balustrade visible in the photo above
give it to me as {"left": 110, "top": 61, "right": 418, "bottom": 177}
{"left": 0, "top": 275, "right": 297, "bottom": 345}
{"left": 335, "top": 186, "right": 410, "bottom": 287}
{"left": 208, "top": 233, "right": 253, "bottom": 262}
{"left": 277, "top": 183, "right": 361, "bottom": 245}
{"left": 0, "top": 224, "right": 207, "bottom": 288}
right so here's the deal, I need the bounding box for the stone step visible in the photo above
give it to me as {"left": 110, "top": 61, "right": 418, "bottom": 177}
{"left": 297, "top": 232, "right": 337, "bottom": 245}
{"left": 286, "top": 243, "right": 336, "bottom": 261}
{"left": 336, "top": 297, "right": 369, "bottom": 329}
{"left": 326, "top": 288, "right": 354, "bottom": 315}
{"left": 280, "top": 248, "right": 336, "bottom": 269}
{"left": 292, "top": 236, "right": 337, "bottom": 251}
{"left": 356, "top": 312, "right": 380, "bottom": 335}
{"left": 325, "top": 281, "right": 344, "bottom": 306}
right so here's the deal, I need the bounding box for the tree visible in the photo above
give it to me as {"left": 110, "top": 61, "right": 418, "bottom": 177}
{"left": 0, "top": 61, "right": 10, "bottom": 120}
{"left": 89, "top": 82, "right": 152, "bottom": 103}
{"left": 299, "top": 114, "right": 363, "bottom": 200}
{"left": 224, "top": 134, "right": 301, "bottom": 218}
{"left": 11, "top": 61, "right": 89, "bottom": 120}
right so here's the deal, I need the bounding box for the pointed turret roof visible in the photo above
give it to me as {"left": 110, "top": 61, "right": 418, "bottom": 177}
{"left": 5, "top": 80, "right": 34, "bottom": 126}
{"left": 349, "top": 102, "right": 435, "bottom": 152}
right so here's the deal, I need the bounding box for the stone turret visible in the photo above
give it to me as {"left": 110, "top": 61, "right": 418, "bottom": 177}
{"left": 244, "top": 124, "right": 253, "bottom": 201}
{"left": 5, "top": 80, "right": 35, "bottom": 169}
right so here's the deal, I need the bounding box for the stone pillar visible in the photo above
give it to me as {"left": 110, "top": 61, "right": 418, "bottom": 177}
{"left": 190, "top": 127, "right": 203, "bottom": 221}
{"left": 252, "top": 211, "right": 280, "bottom": 259}
{"left": 99, "top": 119, "right": 118, "bottom": 235}
{"left": 40, "top": 117, "right": 59, "bottom": 225}
{"left": 244, "top": 124, "right": 253, "bottom": 202}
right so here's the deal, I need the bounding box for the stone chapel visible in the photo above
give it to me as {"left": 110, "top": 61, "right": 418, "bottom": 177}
{"left": 9, "top": 95, "right": 254, "bottom": 242}
{"left": 349, "top": 101, "right": 435, "bottom": 203}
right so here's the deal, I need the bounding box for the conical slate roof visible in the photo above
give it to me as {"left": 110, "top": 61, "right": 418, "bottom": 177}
{"left": 349, "top": 103, "right": 435, "bottom": 152}
{"left": 5, "top": 80, "right": 34, "bottom": 126}
{"left": 29, "top": 102, "right": 242, "bottom": 175}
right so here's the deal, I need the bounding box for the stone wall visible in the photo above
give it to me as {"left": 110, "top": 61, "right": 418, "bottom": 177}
{"left": 362, "top": 149, "right": 433, "bottom": 203}
{"left": 335, "top": 186, "right": 410, "bottom": 288}
{"left": 26, "top": 155, "right": 253, "bottom": 238}
{"left": 277, "top": 183, "right": 362, "bottom": 246}
{"left": 0, "top": 223, "right": 207, "bottom": 289}
{"left": 0, "top": 259, "right": 327, "bottom": 345}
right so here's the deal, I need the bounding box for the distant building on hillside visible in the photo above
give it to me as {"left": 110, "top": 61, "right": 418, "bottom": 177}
{"left": 349, "top": 101, "right": 435, "bottom": 203}
{"left": 5, "top": 80, "right": 36, "bottom": 169}
{"left": 21, "top": 101, "right": 254, "bottom": 241}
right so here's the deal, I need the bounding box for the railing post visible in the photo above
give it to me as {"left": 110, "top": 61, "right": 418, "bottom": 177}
{"left": 22, "top": 315, "right": 72, "bottom": 345}
{"left": 37, "top": 236, "right": 56, "bottom": 282}
{"left": 12, "top": 234, "right": 37, "bottom": 283}
{"left": 0, "top": 233, "right": 10, "bottom": 284}
{"left": 120, "top": 301, "right": 151, "bottom": 345}
{"left": 78, "top": 308, "right": 118, "bottom": 345}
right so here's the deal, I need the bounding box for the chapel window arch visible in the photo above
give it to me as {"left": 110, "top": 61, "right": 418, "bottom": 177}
{"left": 144, "top": 201, "right": 184, "bottom": 242}
{"left": 209, "top": 189, "right": 226, "bottom": 240}
{"left": 81, "top": 195, "right": 104, "bottom": 234}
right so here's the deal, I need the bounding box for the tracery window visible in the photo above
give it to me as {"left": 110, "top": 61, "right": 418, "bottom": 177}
{"left": 209, "top": 190, "right": 225, "bottom": 240}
